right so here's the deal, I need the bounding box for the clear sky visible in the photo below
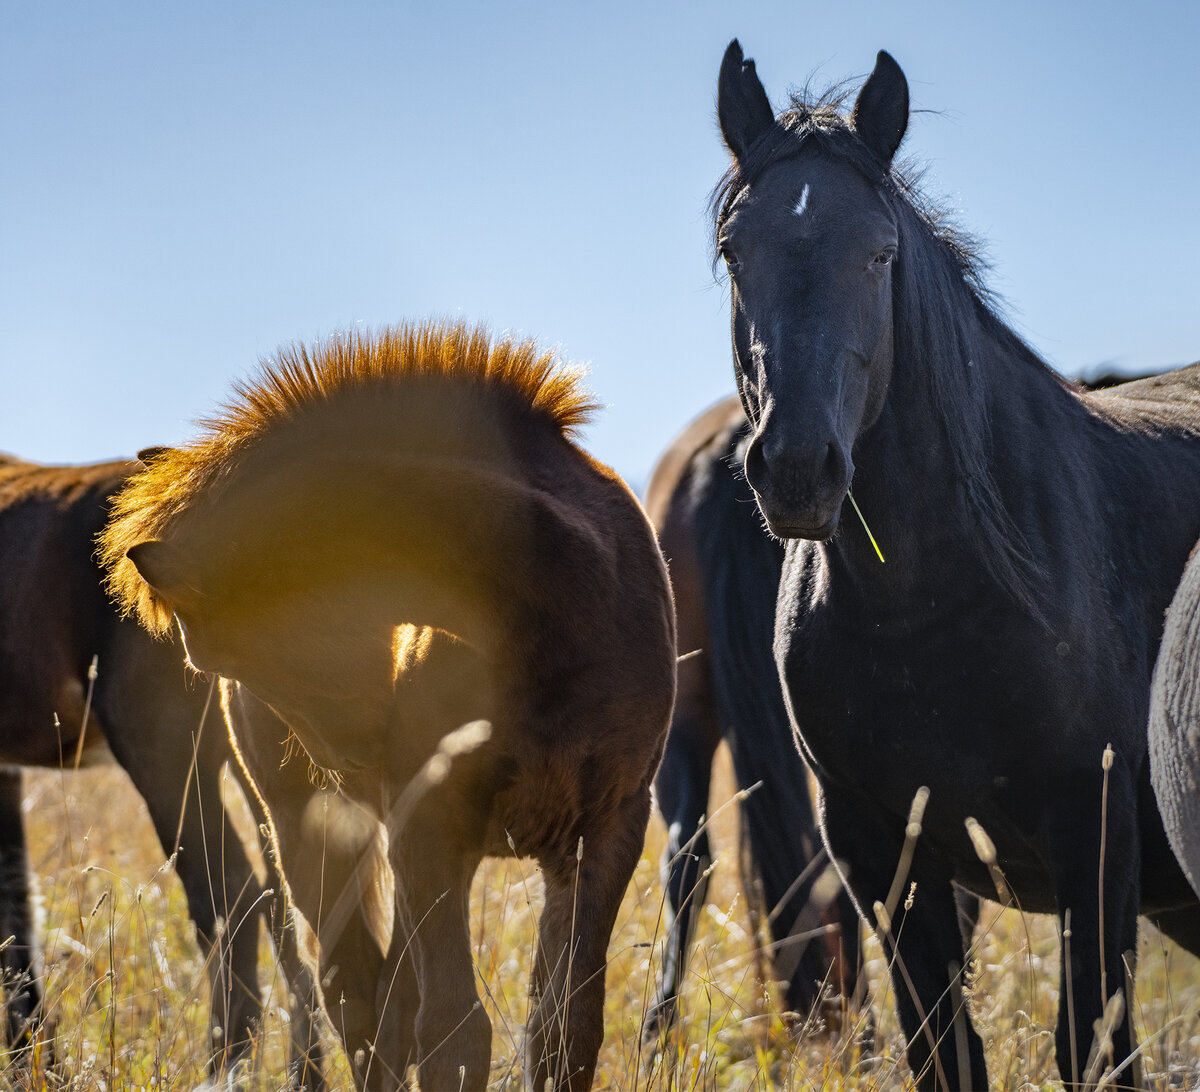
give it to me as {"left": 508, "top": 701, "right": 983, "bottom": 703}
{"left": 3, "top": 1, "right": 1197, "bottom": 490}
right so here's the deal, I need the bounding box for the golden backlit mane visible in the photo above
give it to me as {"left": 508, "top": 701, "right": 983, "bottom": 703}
{"left": 100, "top": 320, "right": 599, "bottom": 633}
{"left": 223, "top": 320, "right": 598, "bottom": 445}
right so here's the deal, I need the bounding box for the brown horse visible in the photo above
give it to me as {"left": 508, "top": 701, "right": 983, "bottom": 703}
{"left": 642, "top": 396, "right": 863, "bottom": 1040}
{"left": 101, "top": 321, "right": 678, "bottom": 1091}
{"left": 0, "top": 453, "right": 319, "bottom": 1079}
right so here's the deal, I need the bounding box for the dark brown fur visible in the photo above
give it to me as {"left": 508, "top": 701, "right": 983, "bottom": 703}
{"left": 642, "top": 397, "right": 863, "bottom": 1039}
{"left": 0, "top": 455, "right": 319, "bottom": 1079}
{"left": 102, "top": 321, "right": 677, "bottom": 1091}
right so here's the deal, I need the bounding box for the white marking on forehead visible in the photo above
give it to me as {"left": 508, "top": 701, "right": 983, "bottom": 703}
{"left": 792, "top": 183, "right": 811, "bottom": 219}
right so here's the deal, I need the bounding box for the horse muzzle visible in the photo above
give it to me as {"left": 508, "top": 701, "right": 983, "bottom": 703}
{"left": 743, "top": 430, "right": 851, "bottom": 540}
{"left": 754, "top": 492, "right": 845, "bottom": 540}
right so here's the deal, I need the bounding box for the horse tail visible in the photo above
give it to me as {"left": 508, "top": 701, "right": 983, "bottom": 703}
{"left": 691, "top": 421, "right": 859, "bottom": 1010}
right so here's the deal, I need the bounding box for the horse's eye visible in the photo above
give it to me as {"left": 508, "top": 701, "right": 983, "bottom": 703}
{"left": 720, "top": 245, "right": 742, "bottom": 278}
{"left": 873, "top": 247, "right": 897, "bottom": 267}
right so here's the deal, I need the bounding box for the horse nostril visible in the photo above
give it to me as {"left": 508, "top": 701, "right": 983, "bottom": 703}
{"left": 743, "top": 436, "right": 769, "bottom": 494}
{"left": 823, "top": 442, "right": 846, "bottom": 489}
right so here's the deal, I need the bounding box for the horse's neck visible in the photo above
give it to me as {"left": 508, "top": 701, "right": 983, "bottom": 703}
{"left": 829, "top": 329, "right": 1070, "bottom": 612}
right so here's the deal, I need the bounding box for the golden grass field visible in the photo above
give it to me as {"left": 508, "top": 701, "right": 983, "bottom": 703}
{"left": 6, "top": 744, "right": 1200, "bottom": 1090}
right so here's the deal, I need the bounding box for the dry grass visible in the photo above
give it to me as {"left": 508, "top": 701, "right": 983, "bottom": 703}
{"left": 4, "top": 746, "right": 1200, "bottom": 1090}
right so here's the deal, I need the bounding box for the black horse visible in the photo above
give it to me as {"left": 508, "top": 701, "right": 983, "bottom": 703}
{"left": 714, "top": 41, "right": 1200, "bottom": 1089}
{"left": 642, "top": 396, "right": 862, "bottom": 1039}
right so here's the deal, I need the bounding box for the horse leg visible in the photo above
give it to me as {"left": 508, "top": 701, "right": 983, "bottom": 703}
{"left": 954, "top": 888, "right": 981, "bottom": 949}
{"left": 260, "top": 788, "right": 389, "bottom": 1089}
{"left": 259, "top": 894, "right": 327, "bottom": 1090}
{"left": 1049, "top": 756, "right": 1143, "bottom": 1090}
{"left": 0, "top": 768, "right": 44, "bottom": 1054}
{"left": 822, "top": 792, "right": 987, "bottom": 1090}
{"left": 367, "top": 917, "right": 420, "bottom": 1090}
{"left": 115, "top": 701, "right": 265, "bottom": 1073}
{"left": 223, "top": 682, "right": 386, "bottom": 1089}
{"left": 529, "top": 783, "right": 651, "bottom": 1092}
{"left": 881, "top": 876, "right": 985, "bottom": 1090}
{"left": 776, "top": 858, "right": 867, "bottom": 1035}
{"left": 94, "top": 627, "right": 271, "bottom": 1076}
{"left": 225, "top": 756, "right": 327, "bottom": 1089}
{"left": 644, "top": 666, "right": 720, "bottom": 1042}
{"left": 751, "top": 773, "right": 862, "bottom": 1023}
{"left": 386, "top": 804, "right": 487, "bottom": 1092}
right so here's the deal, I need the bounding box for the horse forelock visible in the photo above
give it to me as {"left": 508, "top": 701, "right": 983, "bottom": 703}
{"left": 99, "top": 320, "right": 600, "bottom": 630}
{"left": 712, "top": 87, "right": 988, "bottom": 286}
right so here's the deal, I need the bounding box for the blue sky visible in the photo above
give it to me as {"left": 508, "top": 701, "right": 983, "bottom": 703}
{"left": 3, "top": 2, "right": 1197, "bottom": 489}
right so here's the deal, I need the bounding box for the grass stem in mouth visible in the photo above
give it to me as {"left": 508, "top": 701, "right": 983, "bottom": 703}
{"left": 847, "top": 489, "right": 886, "bottom": 564}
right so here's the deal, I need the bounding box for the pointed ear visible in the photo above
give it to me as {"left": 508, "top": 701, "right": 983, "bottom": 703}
{"left": 126, "top": 540, "right": 206, "bottom": 606}
{"left": 136, "top": 445, "right": 175, "bottom": 466}
{"left": 718, "top": 39, "right": 776, "bottom": 163}
{"left": 851, "top": 50, "right": 909, "bottom": 168}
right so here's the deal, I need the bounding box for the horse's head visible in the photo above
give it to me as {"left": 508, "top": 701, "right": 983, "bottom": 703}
{"left": 716, "top": 42, "right": 909, "bottom": 539}
{"left": 124, "top": 536, "right": 396, "bottom": 770}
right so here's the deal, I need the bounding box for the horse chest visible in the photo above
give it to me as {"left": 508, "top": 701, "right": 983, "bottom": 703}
{"left": 777, "top": 586, "right": 1107, "bottom": 833}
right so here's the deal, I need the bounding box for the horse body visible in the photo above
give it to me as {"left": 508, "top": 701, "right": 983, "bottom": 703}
{"left": 642, "top": 395, "right": 862, "bottom": 1037}
{"left": 1150, "top": 539, "right": 1200, "bottom": 900}
{"left": 716, "top": 41, "right": 1200, "bottom": 1088}
{"left": 102, "top": 323, "right": 677, "bottom": 1091}
{"left": 0, "top": 455, "right": 312, "bottom": 1076}
{"left": 0, "top": 459, "right": 130, "bottom": 766}
{"left": 785, "top": 365, "right": 1200, "bottom": 888}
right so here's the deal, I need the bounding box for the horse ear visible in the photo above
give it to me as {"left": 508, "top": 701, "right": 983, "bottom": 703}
{"left": 851, "top": 50, "right": 909, "bottom": 168}
{"left": 137, "top": 445, "right": 174, "bottom": 466}
{"left": 126, "top": 540, "right": 206, "bottom": 605}
{"left": 718, "top": 39, "right": 776, "bottom": 162}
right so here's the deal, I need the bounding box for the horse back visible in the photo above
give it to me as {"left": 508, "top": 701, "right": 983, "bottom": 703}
{"left": 645, "top": 399, "right": 747, "bottom": 732}
{"left": 120, "top": 398, "right": 677, "bottom": 837}
{"left": 1079, "top": 365, "right": 1200, "bottom": 642}
{"left": 1083, "top": 358, "right": 1200, "bottom": 415}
